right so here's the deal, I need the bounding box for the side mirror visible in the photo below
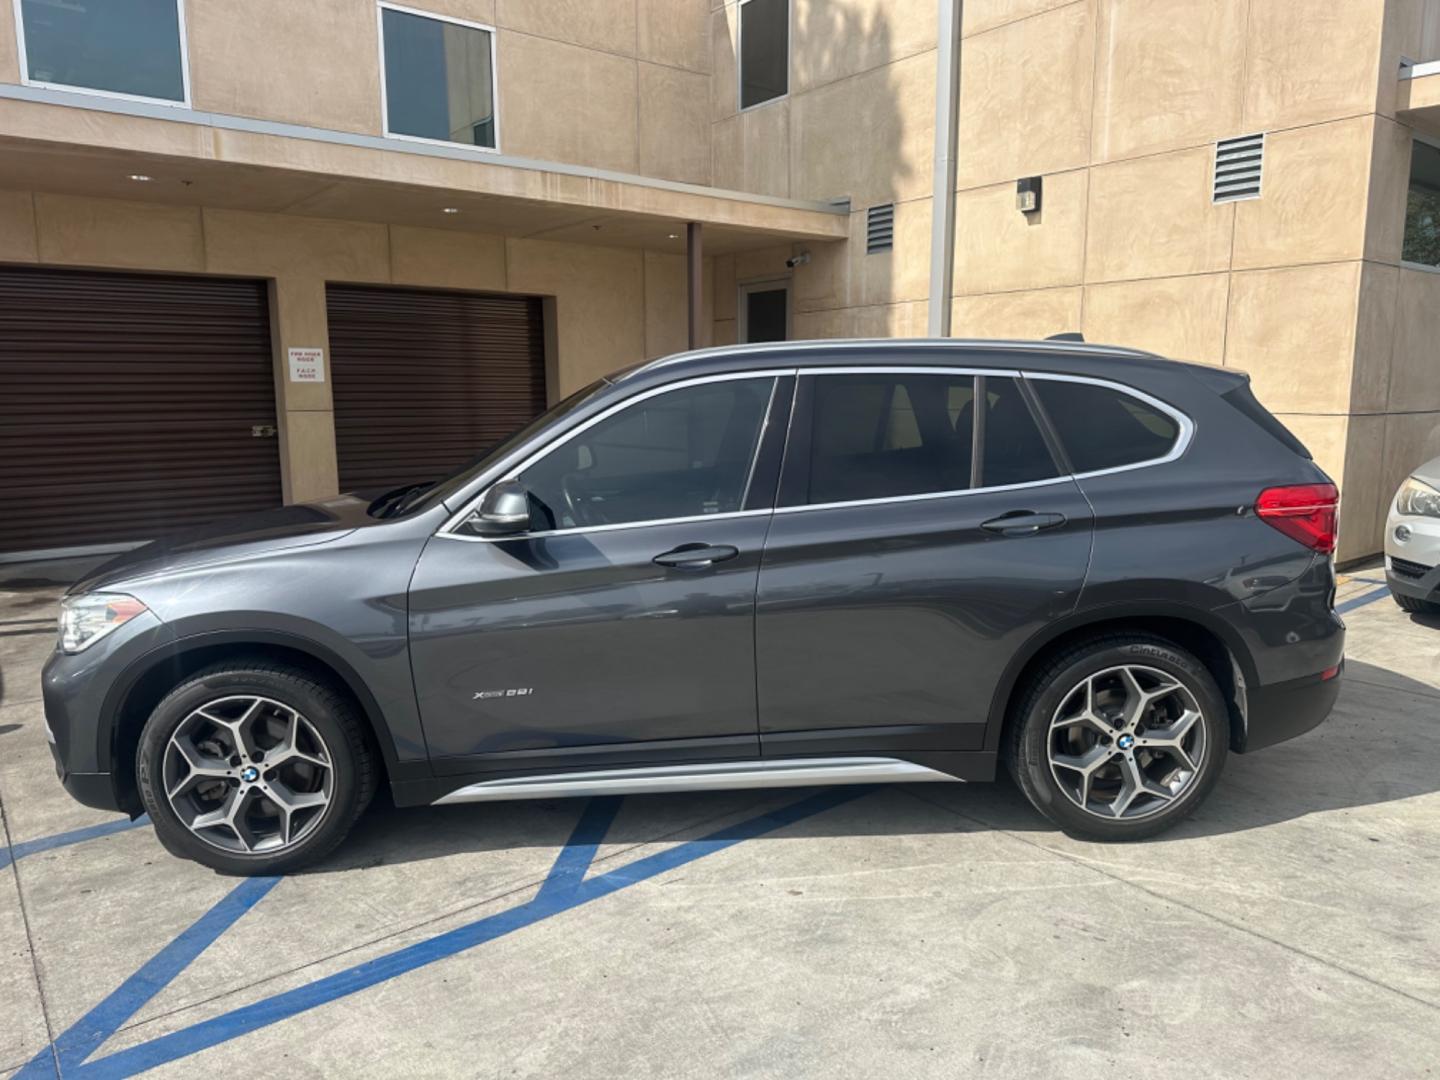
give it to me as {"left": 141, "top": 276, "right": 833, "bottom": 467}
{"left": 467, "top": 480, "right": 531, "bottom": 537}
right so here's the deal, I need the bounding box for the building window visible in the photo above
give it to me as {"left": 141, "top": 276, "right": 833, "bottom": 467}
{"left": 379, "top": 3, "right": 498, "bottom": 151}
{"left": 16, "top": 0, "right": 189, "bottom": 105}
{"left": 1404, "top": 139, "right": 1440, "bottom": 269}
{"left": 739, "top": 0, "right": 788, "bottom": 110}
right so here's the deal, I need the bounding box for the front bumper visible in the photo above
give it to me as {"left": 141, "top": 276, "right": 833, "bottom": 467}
{"left": 42, "top": 609, "right": 166, "bottom": 815}
{"left": 1384, "top": 500, "right": 1440, "bottom": 601}
{"left": 54, "top": 767, "right": 124, "bottom": 811}
{"left": 1384, "top": 555, "right": 1440, "bottom": 602}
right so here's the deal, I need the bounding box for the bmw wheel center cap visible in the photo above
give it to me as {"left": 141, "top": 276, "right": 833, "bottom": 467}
{"left": 1117, "top": 734, "right": 1135, "bottom": 750}
{"left": 240, "top": 765, "right": 260, "bottom": 783}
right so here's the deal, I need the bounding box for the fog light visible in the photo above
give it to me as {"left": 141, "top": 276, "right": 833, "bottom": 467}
{"left": 1395, "top": 524, "right": 1411, "bottom": 542}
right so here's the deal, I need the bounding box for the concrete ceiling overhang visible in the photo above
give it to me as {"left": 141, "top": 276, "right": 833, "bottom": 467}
{"left": 0, "top": 85, "right": 849, "bottom": 256}
{"left": 1398, "top": 64, "right": 1440, "bottom": 138}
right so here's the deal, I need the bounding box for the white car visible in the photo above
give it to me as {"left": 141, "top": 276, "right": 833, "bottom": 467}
{"left": 1385, "top": 454, "right": 1440, "bottom": 614}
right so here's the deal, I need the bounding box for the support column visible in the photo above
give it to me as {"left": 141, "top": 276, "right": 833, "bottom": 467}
{"left": 687, "top": 221, "right": 703, "bottom": 350}
{"left": 268, "top": 276, "right": 339, "bottom": 504}
{"left": 928, "top": 0, "right": 962, "bottom": 337}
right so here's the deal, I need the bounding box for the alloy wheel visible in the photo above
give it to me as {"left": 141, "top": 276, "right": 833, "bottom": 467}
{"left": 1047, "top": 664, "right": 1206, "bottom": 820}
{"left": 162, "top": 695, "right": 334, "bottom": 854}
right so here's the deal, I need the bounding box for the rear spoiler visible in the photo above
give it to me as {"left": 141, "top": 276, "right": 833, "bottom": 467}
{"left": 1180, "top": 362, "right": 1250, "bottom": 395}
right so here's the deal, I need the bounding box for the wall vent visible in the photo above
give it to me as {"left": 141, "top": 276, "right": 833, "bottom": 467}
{"left": 1213, "top": 133, "right": 1265, "bottom": 203}
{"left": 866, "top": 203, "right": 895, "bottom": 253}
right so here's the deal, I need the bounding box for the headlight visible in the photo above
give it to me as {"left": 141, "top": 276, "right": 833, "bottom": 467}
{"left": 1396, "top": 476, "right": 1440, "bottom": 519}
{"left": 58, "top": 593, "right": 148, "bottom": 654}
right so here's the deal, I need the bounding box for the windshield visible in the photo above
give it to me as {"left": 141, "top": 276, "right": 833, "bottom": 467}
{"left": 386, "top": 378, "right": 610, "bottom": 517}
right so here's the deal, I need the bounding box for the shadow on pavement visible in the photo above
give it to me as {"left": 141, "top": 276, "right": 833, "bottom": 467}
{"left": 315, "top": 658, "right": 1440, "bottom": 873}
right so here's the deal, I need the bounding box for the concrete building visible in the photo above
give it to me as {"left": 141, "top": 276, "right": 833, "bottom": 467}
{"left": 1, "top": 0, "right": 1438, "bottom": 565}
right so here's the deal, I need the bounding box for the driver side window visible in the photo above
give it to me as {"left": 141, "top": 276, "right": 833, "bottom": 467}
{"left": 516, "top": 377, "right": 776, "bottom": 531}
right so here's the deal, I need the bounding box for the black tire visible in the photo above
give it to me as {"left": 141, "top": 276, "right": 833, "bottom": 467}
{"left": 1007, "top": 634, "right": 1229, "bottom": 841}
{"left": 137, "top": 661, "right": 378, "bottom": 875}
{"left": 1394, "top": 592, "right": 1440, "bottom": 615}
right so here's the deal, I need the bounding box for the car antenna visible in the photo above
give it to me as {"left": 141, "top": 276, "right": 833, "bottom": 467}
{"left": 1045, "top": 332, "right": 1085, "bottom": 342}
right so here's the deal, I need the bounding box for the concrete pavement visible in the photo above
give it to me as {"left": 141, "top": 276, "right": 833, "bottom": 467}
{"left": 1, "top": 570, "right": 1437, "bottom": 1078}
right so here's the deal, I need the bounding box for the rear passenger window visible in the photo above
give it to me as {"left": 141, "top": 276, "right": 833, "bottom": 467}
{"left": 1031, "top": 379, "right": 1180, "bottom": 473}
{"left": 806, "top": 374, "right": 975, "bottom": 504}
{"left": 978, "top": 377, "right": 1061, "bottom": 487}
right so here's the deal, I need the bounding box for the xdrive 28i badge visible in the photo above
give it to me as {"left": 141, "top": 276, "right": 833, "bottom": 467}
{"left": 473, "top": 688, "right": 535, "bottom": 700}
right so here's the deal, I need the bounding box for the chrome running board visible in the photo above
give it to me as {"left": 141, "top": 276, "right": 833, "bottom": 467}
{"left": 432, "top": 756, "right": 958, "bottom": 805}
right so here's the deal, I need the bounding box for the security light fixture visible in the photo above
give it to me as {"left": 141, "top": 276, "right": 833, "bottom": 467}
{"left": 129, "top": 174, "right": 153, "bottom": 182}
{"left": 1016, "top": 176, "right": 1041, "bottom": 214}
{"left": 442, "top": 207, "right": 461, "bottom": 214}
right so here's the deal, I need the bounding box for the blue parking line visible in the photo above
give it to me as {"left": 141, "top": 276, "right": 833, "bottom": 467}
{"left": 1336, "top": 584, "right": 1391, "bottom": 615}
{"left": 535, "top": 795, "right": 623, "bottom": 900}
{"left": 0, "top": 816, "right": 149, "bottom": 871}
{"left": 16, "top": 876, "right": 281, "bottom": 1079}
{"left": 72, "top": 787, "right": 866, "bottom": 1078}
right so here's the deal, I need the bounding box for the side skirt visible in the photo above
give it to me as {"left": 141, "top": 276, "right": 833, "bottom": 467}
{"left": 429, "top": 756, "right": 961, "bottom": 806}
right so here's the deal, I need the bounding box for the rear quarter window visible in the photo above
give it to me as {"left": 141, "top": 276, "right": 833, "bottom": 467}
{"left": 1030, "top": 379, "right": 1180, "bottom": 474}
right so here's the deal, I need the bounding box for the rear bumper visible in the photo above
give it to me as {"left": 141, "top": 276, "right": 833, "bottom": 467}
{"left": 1223, "top": 553, "right": 1345, "bottom": 753}
{"left": 1238, "top": 664, "right": 1343, "bottom": 753}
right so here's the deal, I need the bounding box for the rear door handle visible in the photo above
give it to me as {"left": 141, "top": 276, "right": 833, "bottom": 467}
{"left": 653, "top": 544, "right": 740, "bottom": 570}
{"left": 980, "top": 511, "right": 1067, "bottom": 537}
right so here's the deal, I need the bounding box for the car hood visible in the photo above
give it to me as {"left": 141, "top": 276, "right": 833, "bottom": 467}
{"left": 1412, "top": 455, "right": 1440, "bottom": 490}
{"left": 72, "top": 494, "right": 377, "bottom": 594}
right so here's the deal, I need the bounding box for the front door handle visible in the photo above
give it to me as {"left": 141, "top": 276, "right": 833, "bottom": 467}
{"left": 653, "top": 544, "right": 740, "bottom": 570}
{"left": 980, "top": 511, "right": 1067, "bottom": 537}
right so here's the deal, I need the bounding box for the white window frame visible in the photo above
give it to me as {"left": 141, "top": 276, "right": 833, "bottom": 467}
{"left": 738, "top": 278, "right": 792, "bottom": 343}
{"left": 737, "top": 0, "right": 790, "bottom": 113}
{"left": 376, "top": 1, "right": 501, "bottom": 155}
{"left": 12, "top": 0, "right": 192, "bottom": 108}
{"left": 1401, "top": 130, "right": 1440, "bottom": 275}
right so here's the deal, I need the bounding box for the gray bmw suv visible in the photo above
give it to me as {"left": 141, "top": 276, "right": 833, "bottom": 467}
{"left": 43, "top": 339, "right": 1345, "bottom": 874}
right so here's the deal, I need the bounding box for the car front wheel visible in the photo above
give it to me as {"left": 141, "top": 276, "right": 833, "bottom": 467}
{"left": 1394, "top": 592, "right": 1440, "bottom": 615}
{"left": 1008, "top": 635, "right": 1229, "bottom": 840}
{"left": 137, "top": 661, "right": 377, "bottom": 875}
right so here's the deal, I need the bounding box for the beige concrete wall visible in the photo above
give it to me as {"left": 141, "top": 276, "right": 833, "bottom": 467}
{"left": 0, "top": 1, "right": 18, "bottom": 85}
{"left": 0, "top": 0, "right": 714, "bottom": 185}
{"left": 5, "top": 0, "right": 1434, "bottom": 561}
{"left": 948, "top": 0, "right": 1422, "bottom": 560}
{"left": 0, "top": 188, "right": 687, "bottom": 503}
{"left": 709, "top": 0, "right": 937, "bottom": 342}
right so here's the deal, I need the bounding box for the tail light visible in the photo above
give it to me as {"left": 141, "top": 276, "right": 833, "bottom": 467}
{"left": 1255, "top": 483, "right": 1339, "bottom": 554}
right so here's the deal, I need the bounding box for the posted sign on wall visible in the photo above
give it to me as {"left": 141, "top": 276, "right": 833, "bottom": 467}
{"left": 287, "top": 347, "right": 325, "bottom": 383}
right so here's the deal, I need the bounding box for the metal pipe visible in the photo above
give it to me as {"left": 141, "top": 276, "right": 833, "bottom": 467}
{"left": 687, "top": 221, "right": 703, "bottom": 349}
{"left": 927, "top": 0, "right": 962, "bottom": 337}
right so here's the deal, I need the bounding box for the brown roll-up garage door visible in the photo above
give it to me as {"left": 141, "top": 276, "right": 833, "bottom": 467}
{"left": 0, "top": 266, "right": 282, "bottom": 556}
{"left": 327, "top": 284, "right": 547, "bottom": 493}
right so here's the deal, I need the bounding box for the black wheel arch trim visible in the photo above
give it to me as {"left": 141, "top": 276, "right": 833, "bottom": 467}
{"left": 96, "top": 629, "right": 427, "bottom": 790}
{"left": 984, "top": 599, "right": 1257, "bottom": 753}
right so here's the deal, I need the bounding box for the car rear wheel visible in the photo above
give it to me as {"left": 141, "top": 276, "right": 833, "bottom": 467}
{"left": 137, "top": 661, "right": 377, "bottom": 875}
{"left": 1393, "top": 592, "right": 1440, "bottom": 615}
{"left": 1008, "top": 635, "right": 1229, "bottom": 840}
